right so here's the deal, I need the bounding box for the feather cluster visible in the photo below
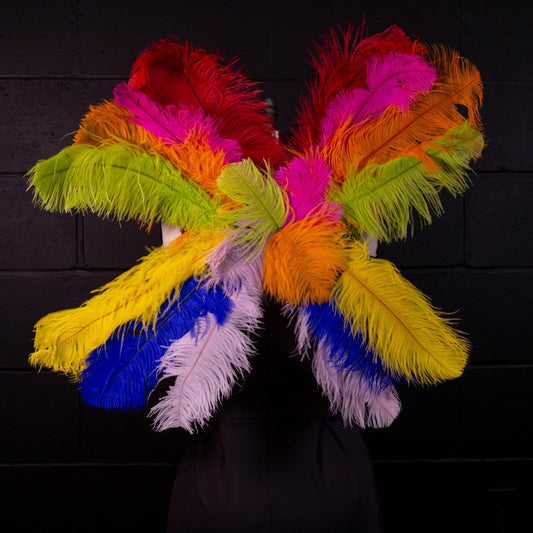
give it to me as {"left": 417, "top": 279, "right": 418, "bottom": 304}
{"left": 28, "top": 23, "right": 483, "bottom": 433}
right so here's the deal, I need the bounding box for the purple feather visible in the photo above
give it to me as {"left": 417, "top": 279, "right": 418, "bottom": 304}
{"left": 319, "top": 52, "right": 437, "bottom": 145}
{"left": 113, "top": 82, "right": 242, "bottom": 162}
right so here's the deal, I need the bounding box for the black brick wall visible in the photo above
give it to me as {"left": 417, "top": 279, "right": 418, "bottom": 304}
{"left": 1, "top": 2, "right": 531, "bottom": 531}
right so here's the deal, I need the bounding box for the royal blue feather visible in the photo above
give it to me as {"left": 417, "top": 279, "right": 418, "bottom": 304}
{"left": 305, "top": 302, "right": 399, "bottom": 391}
{"left": 79, "top": 276, "right": 233, "bottom": 410}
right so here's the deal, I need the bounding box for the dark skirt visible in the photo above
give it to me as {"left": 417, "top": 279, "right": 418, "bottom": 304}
{"left": 166, "top": 299, "right": 383, "bottom": 532}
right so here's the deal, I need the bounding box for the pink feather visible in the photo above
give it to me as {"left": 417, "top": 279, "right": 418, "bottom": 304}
{"left": 319, "top": 52, "right": 437, "bottom": 145}
{"left": 273, "top": 152, "right": 339, "bottom": 223}
{"left": 113, "top": 82, "right": 242, "bottom": 163}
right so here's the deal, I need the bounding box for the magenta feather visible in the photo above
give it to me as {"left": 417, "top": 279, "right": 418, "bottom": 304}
{"left": 319, "top": 52, "right": 437, "bottom": 145}
{"left": 273, "top": 152, "right": 339, "bottom": 223}
{"left": 113, "top": 82, "right": 242, "bottom": 163}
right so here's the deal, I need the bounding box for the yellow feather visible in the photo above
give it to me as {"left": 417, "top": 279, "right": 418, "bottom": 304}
{"left": 29, "top": 230, "right": 224, "bottom": 378}
{"left": 333, "top": 241, "right": 469, "bottom": 385}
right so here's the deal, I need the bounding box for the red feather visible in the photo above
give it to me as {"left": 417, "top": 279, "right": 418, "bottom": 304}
{"left": 290, "top": 22, "right": 426, "bottom": 153}
{"left": 129, "top": 38, "right": 287, "bottom": 168}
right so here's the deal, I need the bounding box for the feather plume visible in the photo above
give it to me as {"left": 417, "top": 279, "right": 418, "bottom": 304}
{"left": 313, "top": 339, "right": 401, "bottom": 428}
{"left": 273, "top": 151, "right": 338, "bottom": 223}
{"left": 262, "top": 215, "right": 346, "bottom": 305}
{"left": 291, "top": 23, "right": 425, "bottom": 152}
{"left": 333, "top": 241, "right": 469, "bottom": 385}
{"left": 151, "top": 282, "right": 262, "bottom": 433}
{"left": 128, "top": 38, "right": 286, "bottom": 167}
{"left": 73, "top": 100, "right": 228, "bottom": 193}
{"left": 319, "top": 52, "right": 436, "bottom": 145}
{"left": 113, "top": 82, "right": 242, "bottom": 163}
{"left": 28, "top": 140, "right": 218, "bottom": 229}
{"left": 79, "top": 276, "right": 233, "bottom": 411}
{"left": 323, "top": 45, "right": 483, "bottom": 179}
{"left": 29, "top": 231, "right": 223, "bottom": 378}
{"left": 300, "top": 303, "right": 396, "bottom": 391}
{"left": 333, "top": 120, "right": 484, "bottom": 241}
{"left": 217, "top": 159, "right": 288, "bottom": 258}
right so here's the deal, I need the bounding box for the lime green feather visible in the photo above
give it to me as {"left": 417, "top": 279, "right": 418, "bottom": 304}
{"left": 332, "top": 120, "right": 484, "bottom": 242}
{"left": 28, "top": 140, "right": 218, "bottom": 230}
{"left": 217, "top": 159, "right": 288, "bottom": 257}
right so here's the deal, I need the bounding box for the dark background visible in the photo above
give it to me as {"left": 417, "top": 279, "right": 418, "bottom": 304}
{"left": 1, "top": 1, "right": 532, "bottom": 531}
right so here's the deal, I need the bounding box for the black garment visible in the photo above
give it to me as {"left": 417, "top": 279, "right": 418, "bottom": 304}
{"left": 166, "top": 298, "right": 383, "bottom": 532}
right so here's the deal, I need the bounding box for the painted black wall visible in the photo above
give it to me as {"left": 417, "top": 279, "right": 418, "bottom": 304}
{"left": 1, "top": 1, "right": 531, "bottom": 531}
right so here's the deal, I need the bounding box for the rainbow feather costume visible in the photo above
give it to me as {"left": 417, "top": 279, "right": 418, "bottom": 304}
{"left": 28, "top": 23, "right": 483, "bottom": 433}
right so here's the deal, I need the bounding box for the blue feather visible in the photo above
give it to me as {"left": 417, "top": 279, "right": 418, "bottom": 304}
{"left": 79, "top": 276, "right": 233, "bottom": 411}
{"left": 305, "top": 302, "right": 399, "bottom": 391}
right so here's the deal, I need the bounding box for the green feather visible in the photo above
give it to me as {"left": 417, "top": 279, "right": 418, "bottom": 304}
{"left": 332, "top": 120, "right": 484, "bottom": 242}
{"left": 28, "top": 140, "right": 218, "bottom": 230}
{"left": 217, "top": 159, "right": 288, "bottom": 257}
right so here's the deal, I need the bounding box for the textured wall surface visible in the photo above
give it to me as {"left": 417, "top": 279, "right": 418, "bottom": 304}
{"left": 1, "top": 1, "right": 532, "bottom": 531}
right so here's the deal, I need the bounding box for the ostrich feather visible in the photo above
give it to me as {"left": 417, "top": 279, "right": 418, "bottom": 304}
{"left": 79, "top": 276, "right": 233, "bottom": 411}
{"left": 262, "top": 215, "right": 346, "bottom": 305}
{"left": 113, "top": 82, "right": 242, "bottom": 163}
{"left": 29, "top": 231, "right": 223, "bottom": 378}
{"left": 319, "top": 52, "right": 437, "bottom": 144}
{"left": 333, "top": 241, "right": 469, "bottom": 385}
{"left": 291, "top": 23, "right": 425, "bottom": 153}
{"left": 128, "top": 38, "right": 286, "bottom": 168}
{"left": 28, "top": 140, "right": 218, "bottom": 229}
{"left": 332, "top": 120, "right": 484, "bottom": 241}
{"left": 313, "top": 339, "right": 401, "bottom": 428}
{"left": 323, "top": 45, "right": 483, "bottom": 179}
{"left": 273, "top": 151, "right": 337, "bottom": 223}
{"left": 151, "top": 282, "right": 262, "bottom": 433}
{"left": 73, "top": 100, "right": 228, "bottom": 193}
{"left": 217, "top": 159, "right": 288, "bottom": 259}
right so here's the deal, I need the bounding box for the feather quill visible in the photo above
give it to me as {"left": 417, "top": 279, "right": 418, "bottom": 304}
{"left": 29, "top": 230, "right": 223, "bottom": 377}
{"left": 79, "top": 276, "right": 233, "bottom": 411}
{"left": 128, "top": 38, "right": 286, "bottom": 168}
{"left": 151, "top": 281, "right": 262, "bottom": 433}
{"left": 28, "top": 140, "right": 218, "bottom": 229}
{"left": 333, "top": 241, "right": 469, "bottom": 385}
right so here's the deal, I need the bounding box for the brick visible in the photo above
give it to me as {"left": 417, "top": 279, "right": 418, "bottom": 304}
{"left": 404, "top": 269, "right": 533, "bottom": 363}
{"left": 78, "top": 0, "right": 271, "bottom": 79}
{"left": 84, "top": 215, "right": 162, "bottom": 269}
{"left": 0, "top": 1, "right": 75, "bottom": 74}
{"left": 465, "top": 174, "right": 533, "bottom": 267}
{"left": 0, "top": 271, "right": 119, "bottom": 367}
{"left": 461, "top": 366, "right": 533, "bottom": 457}
{"left": 271, "top": 0, "right": 460, "bottom": 79}
{"left": 0, "top": 371, "right": 79, "bottom": 461}
{"left": 378, "top": 193, "right": 464, "bottom": 267}
{"left": 475, "top": 81, "right": 533, "bottom": 171}
{"left": 374, "top": 459, "right": 533, "bottom": 532}
{"left": 80, "top": 400, "right": 192, "bottom": 462}
{"left": 462, "top": 1, "right": 533, "bottom": 80}
{"left": 0, "top": 176, "right": 76, "bottom": 269}
{"left": 1, "top": 464, "right": 175, "bottom": 533}
{"left": 0, "top": 79, "right": 118, "bottom": 174}
{"left": 364, "top": 379, "right": 461, "bottom": 460}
